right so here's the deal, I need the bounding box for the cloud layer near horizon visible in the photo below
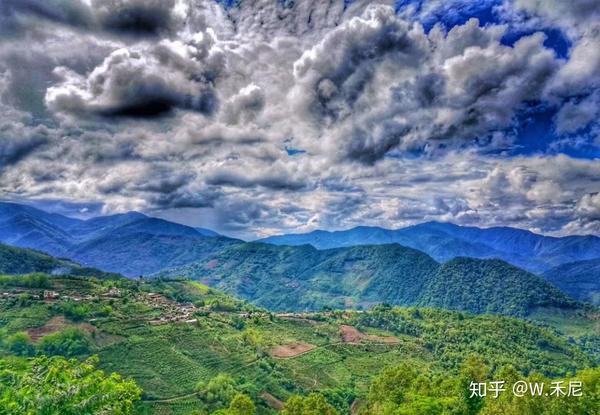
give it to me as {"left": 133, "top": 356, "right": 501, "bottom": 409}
{"left": 1, "top": 0, "right": 600, "bottom": 238}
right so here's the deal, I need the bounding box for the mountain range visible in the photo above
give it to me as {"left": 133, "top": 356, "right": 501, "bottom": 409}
{"left": 0, "top": 202, "right": 240, "bottom": 277}
{"left": 1, "top": 201, "right": 599, "bottom": 309}
{"left": 157, "top": 242, "right": 577, "bottom": 316}
{"left": 260, "top": 222, "right": 600, "bottom": 274}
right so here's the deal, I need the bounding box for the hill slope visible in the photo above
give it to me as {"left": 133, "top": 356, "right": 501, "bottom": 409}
{"left": 543, "top": 259, "right": 600, "bottom": 306}
{"left": 419, "top": 257, "right": 574, "bottom": 315}
{"left": 158, "top": 243, "right": 577, "bottom": 316}
{"left": 69, "top": 232, "right": 239, "bottom": 277}
{"left": 0, "top": 243, "right": 119, "bottom": 278}
{"left": 260, "top": 222, "right": 600, "bottom": 273}
{"left": 0, "top": 202, "right": 240, "bottom": 277}
{"left": 0, "top": 275, "right": 596, "bottom": 415}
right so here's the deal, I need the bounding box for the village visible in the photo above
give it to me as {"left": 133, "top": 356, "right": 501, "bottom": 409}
{"left": 0, "top": 284, "right": 285, "bottom": 326}
{"left": 0, "top": 285, "right": 204, "bottom": 324}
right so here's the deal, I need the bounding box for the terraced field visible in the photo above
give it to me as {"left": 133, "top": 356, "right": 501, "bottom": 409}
{"left": 0, "top": 276, "right": 597, "bottom": 414}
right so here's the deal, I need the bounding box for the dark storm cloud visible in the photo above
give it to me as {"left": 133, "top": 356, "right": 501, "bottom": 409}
{"left": 293, "top": 5, "right": 426, "bottom": 123}
{"left": 1, "top": 0, "right": 179, "bottom": 37}
{"left": 0, "top": 123, "right": 50, "bottom": 167}
{"left": 134, "top": 170, "right": 196, "bottom": 194}
{"left": 213, "top": 197, "right": 276, "bottom": 231}
{"left": 147, "top": 189, "right": 218, "bottom": 210}
{"left": 46, "top": 31, "right": 224, "bottom": 118}
{"left": 93, "top": 0, "right": 177, "bottom": 36}
{"left": 343, "top": 121, "right": 410, "bottom": 165}
{"left": 206, "top": 170, "right": 308, "bottom": 191}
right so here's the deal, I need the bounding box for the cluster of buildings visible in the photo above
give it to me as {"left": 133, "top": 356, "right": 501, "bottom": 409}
{"left": 144, "top": 292, "right": 198, "bottom": 325}
{"left": 0, "top": 286, "right": 123, "bottom": 302}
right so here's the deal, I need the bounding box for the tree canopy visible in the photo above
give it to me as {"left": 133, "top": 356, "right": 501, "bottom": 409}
{"left": 0, "top": 355, "right": 141, "bottom": 415}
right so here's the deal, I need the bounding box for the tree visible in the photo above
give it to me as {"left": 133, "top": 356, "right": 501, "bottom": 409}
{"left": 4, "top": 332, "right": 34, "bottom": 357}
{"left": 0, "top": 355, "right": 141, "bottom": 414}
{"left": 283, "top": 393, "right": 338, "bottom": 415}
{"left": 362, "top": 362, "right": 466, "bottom": 415}
{"left": 198, "top": 373, "right": 238, "bottom": 408}
{"left": 37, "top": 327, "right": 91, "bottom": 357}
{"left": 228, "top": 394, "right": 256, "bottom": 415}
{"left": 480, "top": 367, "right": 600, "bottom": 415}
{"left": 368, "top": 363, "right": 418, "bottom": 406}
{"left": 458, "top": 356, "right": 490, "bottom": 415}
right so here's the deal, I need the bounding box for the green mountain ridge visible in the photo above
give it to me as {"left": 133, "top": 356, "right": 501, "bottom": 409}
{"left": 157, "top": 242, "right": 578, "bottom": 316}
{"left": 0, "top": 242, "right": 119, "bottom": 279}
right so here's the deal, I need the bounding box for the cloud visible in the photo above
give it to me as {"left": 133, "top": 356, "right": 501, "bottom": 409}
{"left": 206, "top": 166, "right": 308, "bottom": 191}
{"left": 291, "top": 7, "right": 558, "bottom": 162}
{"left": 554, "top": 92, "right": 600, "bottom": 135}
{"left": 2, "top": 0, "right": 94, "bottom": 30}
{"left": 92, "top": 0, "right": 178, "bottom": 36}
{"left": 45, "top": 30, "right": 224, "bottom": 117}
{"left": 1, "top": 0, "right": 600, "bottom": 238}
{"left": 2, "top": 0, "right": 181, "bottom": 36}
{"left": 221, "top": 84, "right": 265, "bottom": 124}
{"left": 509, "top": 0, "right": 600, "bottom": 29}
{"left": 0, "top": 123, "right": 51, "bottom": 167}
{"left": 504, "top": 0, "right": 600, "bottom": 136}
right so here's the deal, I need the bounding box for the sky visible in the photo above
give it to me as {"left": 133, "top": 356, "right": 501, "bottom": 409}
{"left": 0, "top": 0, "right": 599, "bottom": 240}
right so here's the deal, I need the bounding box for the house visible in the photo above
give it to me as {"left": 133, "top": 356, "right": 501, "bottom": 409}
{"left": 43, "top": 290, "right": 60, "bottom": 300}
{"left": 103, "top": 287, "right": 122, "bottom": 297}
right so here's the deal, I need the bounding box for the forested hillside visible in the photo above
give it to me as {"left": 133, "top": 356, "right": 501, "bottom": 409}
{"left": 0, "top": 243, "right": 119, "bottom": 279}
{"left": 418, "top": 258, "right": 574, "bottom": 315}
{"left": 158, "top": 243, "right": 577, "bottom": 316}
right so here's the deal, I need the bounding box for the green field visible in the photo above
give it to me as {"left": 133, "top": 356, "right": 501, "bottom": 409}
{"left": 0, "top": 275, "right": 598, "bottom": 414}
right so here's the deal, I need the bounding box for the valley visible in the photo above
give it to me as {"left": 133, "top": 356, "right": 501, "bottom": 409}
{"left": 0, "top": 203, "right": 599, "bottom": 414}
{"left": 0, "top": 274, "right": 598, "bottom": 414}
{"left": 2, "top": 202, "right": 599, "bottom": 309}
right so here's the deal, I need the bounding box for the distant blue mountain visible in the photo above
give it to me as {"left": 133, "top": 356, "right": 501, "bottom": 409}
{"left": 194, "top": 227, "right": 220, "bottom": 237}
{"left": 0, "top": 202, "right": 77, "bottom": 256}
{"left": 259, "top": 222, "right": 600, "bottom": 274}
{"left": 543, "top": 258, "right": 600, "bottom": 306}
{"left": 0, "top": 202, "right": 238, "bottom": 277}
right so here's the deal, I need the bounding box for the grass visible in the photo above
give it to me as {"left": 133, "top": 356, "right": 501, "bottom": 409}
{"left": 188, "top": 281, "right": 211, "bottom": 295}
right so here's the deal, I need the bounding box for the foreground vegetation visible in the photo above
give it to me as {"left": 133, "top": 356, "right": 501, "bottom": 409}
{"left": 0, "top": 273, "right": 597, "bottom": 414}
{"left": 0, "top": 355, "right": 141, "bottom": 414}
